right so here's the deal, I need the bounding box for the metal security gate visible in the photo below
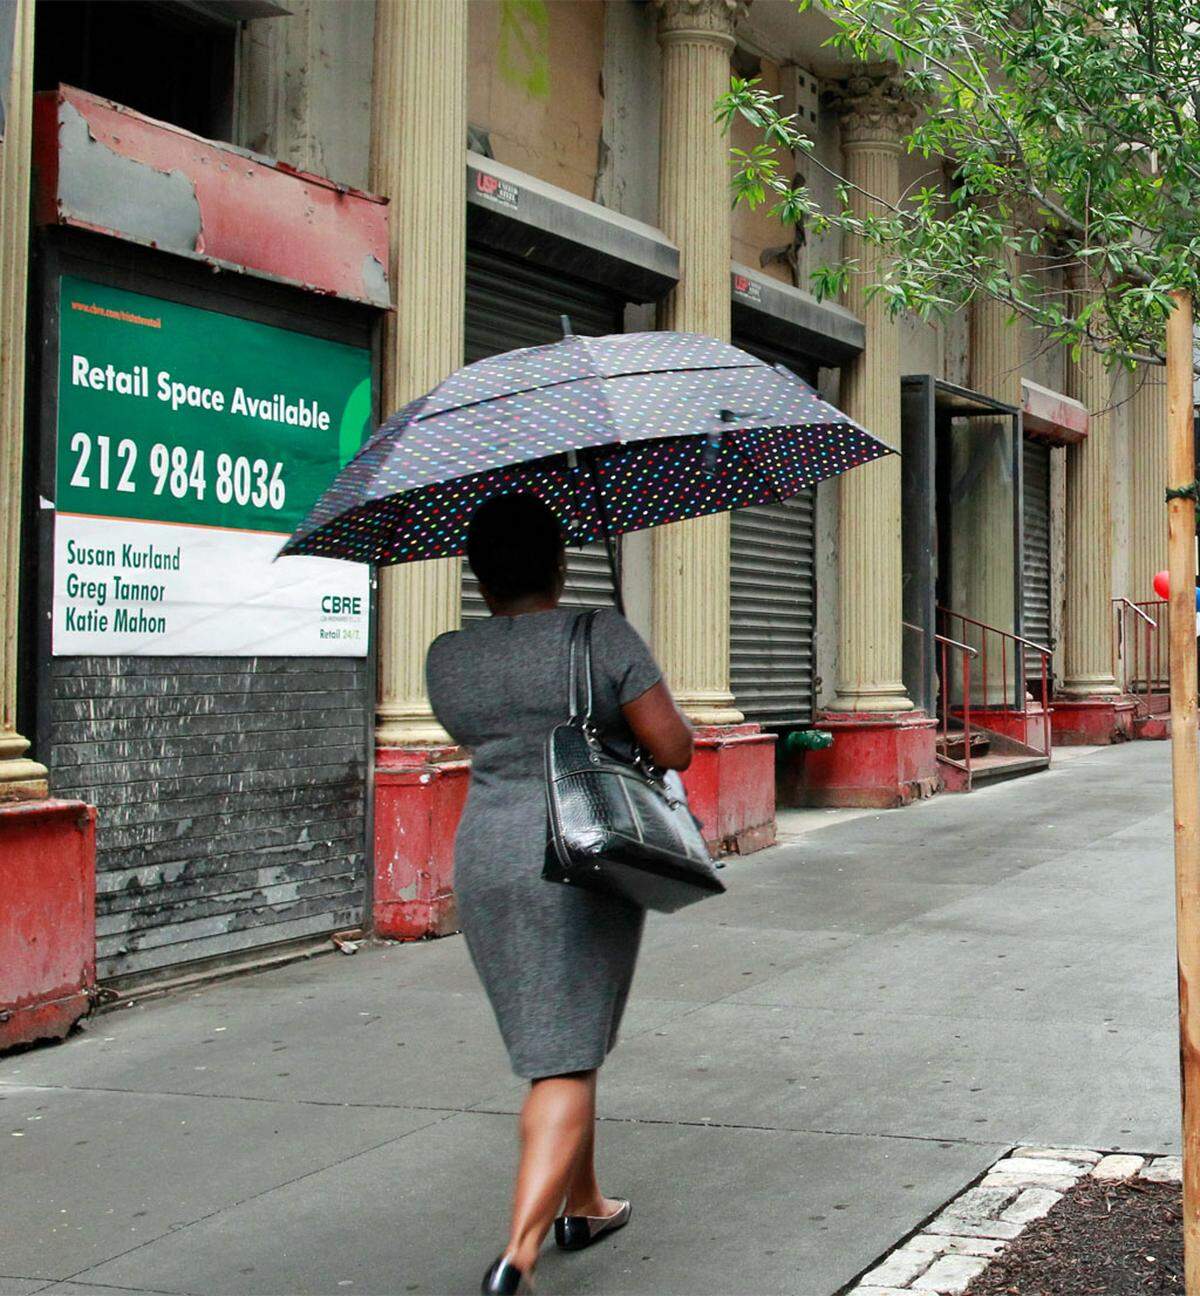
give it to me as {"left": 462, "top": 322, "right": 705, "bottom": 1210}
{"left": 730, "top": 495, "right": 817, "bottom": 724}
{"left": 729, "top": 335, "right": 818, "bottom": 725}
{"left": 1023, "top": 438, "right": 1053, "bottom": 685}
{"left": 34, "top": 243, "right": 374, "bottom": 983}
{"left": 461, "top": 248, "right": 623, "bottom": 619}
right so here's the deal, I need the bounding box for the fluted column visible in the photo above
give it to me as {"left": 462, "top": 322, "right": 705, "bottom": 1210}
{"left": 651, "top": 0, "right": 742, "bottom": 725}
{"left": 1061, "top": 277, "right": 1120, "bottom": 696}
{"left": 956, "top": 271, "right": 1020, "bottom": 700}
{"left": 371, "top": 0, "right": 466, "bottom": 746}
{"left": 0, "top": 0, "right": 48, "bottom": 800}
{"left": 826, "top": 71, "right": 915, "bottom": 712}
{"left": 1128, "top": 366, "right": 1169, "bottom": 600}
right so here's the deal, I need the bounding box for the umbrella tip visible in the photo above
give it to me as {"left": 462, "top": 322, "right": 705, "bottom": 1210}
{"left": 560, "top": 314, "right": 574, "bottom": 338}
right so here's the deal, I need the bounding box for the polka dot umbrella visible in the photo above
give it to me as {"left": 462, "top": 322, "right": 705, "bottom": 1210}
{"left": 280, "top": 329, "right": 895, "bottom": 605}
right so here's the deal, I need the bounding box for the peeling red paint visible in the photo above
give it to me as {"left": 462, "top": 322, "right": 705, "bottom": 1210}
{"left": 34, "top": 86, "right": 390, "bottom": 308}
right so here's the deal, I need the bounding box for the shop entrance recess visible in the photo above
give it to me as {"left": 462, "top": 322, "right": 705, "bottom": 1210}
{"left": 901, "top": 376, "right": 1052, "bottom": 790}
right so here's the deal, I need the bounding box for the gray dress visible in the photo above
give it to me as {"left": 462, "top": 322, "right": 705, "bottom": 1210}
{"left": 426, "top": 606, "right": 662, "bottom": 1080}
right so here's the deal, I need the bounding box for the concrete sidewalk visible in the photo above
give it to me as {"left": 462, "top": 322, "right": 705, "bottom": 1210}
{"left": 0, "top": 743, "right": 1180, "bottom": 1296}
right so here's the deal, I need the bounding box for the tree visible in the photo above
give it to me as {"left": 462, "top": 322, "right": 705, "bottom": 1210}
{"left": 718, "top": 0, "right": 1200, "bottom": 372}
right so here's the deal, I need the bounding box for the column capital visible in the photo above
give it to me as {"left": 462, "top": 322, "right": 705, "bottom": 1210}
{"left": 825, "top": 66, "right": 918, "bottom": 148}
{"left": 655, "top": 0, "right": 743, "bottom": 48}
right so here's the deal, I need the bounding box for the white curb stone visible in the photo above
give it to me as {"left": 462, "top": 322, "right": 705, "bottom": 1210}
{"left": 1013, "top": 1146, "right": 1102, "bottom": 1164}
{"left": 860, "top": 1248, "right": 936, "bottom": 1288}
{"left": 939, "top": 1185, "right": 1020, "bottom": 1223}
{"left": 911, "top": 1254, "right": 990, "bottom": 1293}
{"left": 991, "top": 1156, "right": 1087, "bottom": 1179}
{"left": 1091, "top": 1153, "right": 1145, "bottom": 1180}
{"left": 852, "top": 1288, "right": 914, "bottom": 1295}
{"left": 906, "top": 1235, "right": 1007, "bottom": 1259}
{"left": 1001, "top": 1187, "right": 1063, "bottom": 1225}
{"left": 925, "top": 1216, "right": 1025, "bottom": 1241}
{"left": 1141, "top": 1156, "right": 1182, "bottom": 1184}
{"left": 981, "top": 1170, "right": 1077, "bottom": 1191}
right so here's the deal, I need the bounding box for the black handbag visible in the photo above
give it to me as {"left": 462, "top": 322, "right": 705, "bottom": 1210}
{"left": 542, "top": 610, "right": 726, "bottom": 913}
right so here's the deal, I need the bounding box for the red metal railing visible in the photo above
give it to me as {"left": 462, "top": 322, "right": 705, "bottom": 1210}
{"left": 937, "top": 607, "right": 1054, "bottom": 759}
{"left": 1113, "top": 598, "right": 1166, "bottom": 699}
{"left": 904, "top": 620, "right": 978, "bottom": 779}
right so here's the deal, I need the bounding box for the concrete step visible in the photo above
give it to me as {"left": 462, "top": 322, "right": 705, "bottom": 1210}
{"left": 937, "top": 750, "right": 1051, "bottom": 793}
{"left": 938, "top": 731, "right": 991, "bottom": 762}
{"left": 969, "top": 752, "right": 1052, "bottom": 787}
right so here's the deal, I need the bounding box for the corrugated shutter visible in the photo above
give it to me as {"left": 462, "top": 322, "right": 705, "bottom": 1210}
{"left": 1023, "top": 437, "right": 1053, "bottom": 681}
{"left": 462, "top": 247, "right": 622, "bottom": 620}
{"left": 729, "top": 333, "right": 818, "bottom": 725}
{"left": 730, "top": 494, "right": 817, "bottom": 724}
{"left": 50, "top": 656, "right": 368, "bottom": 981}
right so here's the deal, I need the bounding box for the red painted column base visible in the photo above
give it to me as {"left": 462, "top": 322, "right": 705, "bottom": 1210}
{"left": 1050, "top": 696, "right": 1137, "bottom": 745}
{"left": 680, "top": 723, "right": 777, "bottom": 855}
{"left": 1, "top": 799, "right": 97, "bottom": 1053}
{"left": 373, "top": 747, "right": 469, "bottom": 941}
{"left": 796, "top": 710, "right": 940, "bottom": 809}
{"left": 955, "top": 704, "right": 1052, "bottom": 751}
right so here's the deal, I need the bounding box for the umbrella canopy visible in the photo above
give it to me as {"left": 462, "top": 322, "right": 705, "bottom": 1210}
{"left": 280, "top": 330, "right": 894, "bottom": 566}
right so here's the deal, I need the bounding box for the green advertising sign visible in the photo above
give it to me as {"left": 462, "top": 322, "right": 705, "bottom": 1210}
{"left": 57, "top": 277, "right": 372, "bottom": 534}
{"left": 54, "top": 277, "right": 372, "bottom": 658}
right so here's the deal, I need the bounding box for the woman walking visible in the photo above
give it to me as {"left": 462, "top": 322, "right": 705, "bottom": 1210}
{"left": 426, "top": 493, "right": 694, "bottom": 1295}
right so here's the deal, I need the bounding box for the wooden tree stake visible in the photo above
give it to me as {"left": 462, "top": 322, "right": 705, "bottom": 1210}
{"left": 1167, "top": 287, "right": 1199, "bottom": 1294}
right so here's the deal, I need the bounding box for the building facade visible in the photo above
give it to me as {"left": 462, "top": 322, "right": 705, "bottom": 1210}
{"left": 0, "top": 0, "right": 1171, "bottom": 1003}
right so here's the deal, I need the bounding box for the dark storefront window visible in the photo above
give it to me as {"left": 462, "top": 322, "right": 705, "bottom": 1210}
{"left": 34, "top": 1, "right": 237, "bottom": 140}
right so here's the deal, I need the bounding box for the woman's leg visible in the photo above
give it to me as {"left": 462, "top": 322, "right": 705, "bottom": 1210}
{"left": 503, "top": 1070, "right": 596, "bottom": 1272}
{"left": 561, "top": 1078, "right": 623, "bottom": 1218}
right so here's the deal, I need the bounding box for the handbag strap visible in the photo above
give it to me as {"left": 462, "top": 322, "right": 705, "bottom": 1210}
{"left": 567, "top": 609, "right": 600, "bottom": 722}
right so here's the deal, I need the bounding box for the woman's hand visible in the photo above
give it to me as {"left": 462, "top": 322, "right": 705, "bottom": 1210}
{"left": 621, "top": 681, "right": 694, "bottom": 770}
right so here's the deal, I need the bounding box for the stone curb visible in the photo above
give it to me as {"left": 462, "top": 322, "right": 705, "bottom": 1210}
{"left": 846, "top": 1147, "right": 1181, "bottom": 1295}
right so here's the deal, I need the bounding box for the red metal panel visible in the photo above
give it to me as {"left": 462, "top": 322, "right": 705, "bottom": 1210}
{"left": 681, "top": 724, "right": 777, "bottom": 855}
{"left": 1, "top": 800, "right": 97, "bottom": 1052}
{"left": 798, "top": 711, "right": 940, "bottom": 808}
{"left": 373, "top": 748, "right": 469, "bottom": 941}
{"left": 34, "top": 86, "right": 390, "bottom": 308}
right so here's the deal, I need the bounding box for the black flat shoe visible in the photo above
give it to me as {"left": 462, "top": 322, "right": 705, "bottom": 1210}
{"left": 554, "top": 1199, "right": 632, "bottom": 1251}
{"left": 481, "top": 1256, "right": 534, "bottom": 1294}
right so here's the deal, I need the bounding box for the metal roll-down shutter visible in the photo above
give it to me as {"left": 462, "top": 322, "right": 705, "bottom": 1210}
{"left": 461, "top": 248, "right": 623, "bottom": 620}
{"left": 1022, "top": 437, "right": 1053, "bottom": 683}
{"left": 730, "top": 494, "right": 817, "bottom": 725}
{"left": 729, "top": 335, "right": 818, "bottom": 725}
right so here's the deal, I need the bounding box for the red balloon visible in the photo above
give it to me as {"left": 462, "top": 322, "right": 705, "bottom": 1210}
{"left": 1153, "top": 569, "right": 1171, "bottom": 599}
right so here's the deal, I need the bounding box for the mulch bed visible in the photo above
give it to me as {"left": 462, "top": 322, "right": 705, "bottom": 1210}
{"left": 967, "top": 1177, "right": 1182, "bottom": 1295}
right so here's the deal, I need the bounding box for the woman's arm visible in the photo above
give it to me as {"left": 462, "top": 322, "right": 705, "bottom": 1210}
{"left": 621, "top": 681, "right": 694, "bottom": 770}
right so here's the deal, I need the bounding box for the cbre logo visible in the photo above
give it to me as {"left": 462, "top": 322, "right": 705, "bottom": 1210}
{"left": 321, "top": 594, "right": 363, "bottom": 616}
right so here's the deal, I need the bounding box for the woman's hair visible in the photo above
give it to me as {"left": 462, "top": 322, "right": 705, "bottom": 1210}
{"left": 466, "top": 493, "right": 566, "bottom": 601}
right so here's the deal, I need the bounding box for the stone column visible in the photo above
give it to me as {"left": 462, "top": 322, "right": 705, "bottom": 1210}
{"left": 0, "top": 0, "right": 48, "bottom": 800}
{"left": 826, "top": 70, "right": 915, "bottom": 713}
{"left": 370, "top": 0, "right": 466, "bottom": 748}
{"left": 651, "top": 0, "right": 742, "bottom": 726}
{"left": 1128, "top": 366, "right": 1169, "bottom": 601}
{"left": 1060, "top": 279, "right": 1121, "bottom": 699}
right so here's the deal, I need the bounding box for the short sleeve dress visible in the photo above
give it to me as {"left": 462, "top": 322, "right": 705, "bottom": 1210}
{"left": 426, "top": 606, "right": 662, "bottom": 1080}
